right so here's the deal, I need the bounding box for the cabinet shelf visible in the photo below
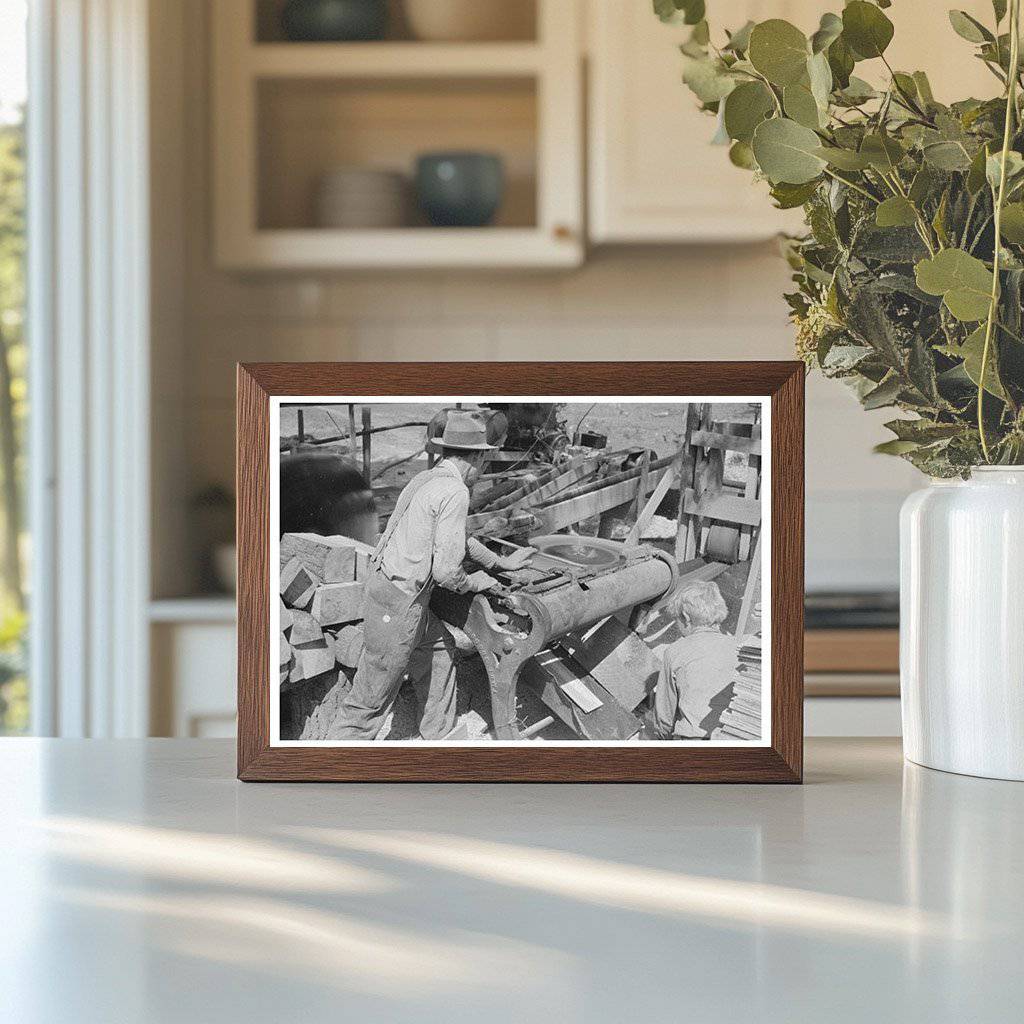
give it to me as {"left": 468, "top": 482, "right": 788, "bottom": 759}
{"left": 218, "top": 226, "right": 579, "bottom": 270}
{"left": 248, "top": 41, "right": 545, "bottom": 79}
{"left": 212, "top": 0, "right": 582, "bottom": 269}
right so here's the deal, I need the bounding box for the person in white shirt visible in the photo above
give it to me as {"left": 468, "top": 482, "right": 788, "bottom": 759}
{"left": 649, "top": 581, "right": 739, "bottom": 739}
{"left": 328, "top": 411, "right": 532, "bottom": 740}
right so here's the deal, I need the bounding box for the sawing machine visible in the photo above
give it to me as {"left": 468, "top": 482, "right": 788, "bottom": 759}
{"left": 432, "top": 535, "right": 677, "bottom": 740}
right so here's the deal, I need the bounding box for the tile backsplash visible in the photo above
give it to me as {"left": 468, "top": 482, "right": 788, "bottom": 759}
{"left": 171, "top": 247, "right": 916, "bottom": 595}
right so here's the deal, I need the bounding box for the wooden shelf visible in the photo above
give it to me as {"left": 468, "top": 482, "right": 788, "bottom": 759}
{"left": 212, "top": 0, "right": 583, "bottom": 269}
{"left": 249, "top": 42, "right": 544, "bottom": 79}
{"left": 805, "top": 628, "right": 899, "bottom": 675}
{"left": 218, "top": 227, "right": 579, "bottom": 270}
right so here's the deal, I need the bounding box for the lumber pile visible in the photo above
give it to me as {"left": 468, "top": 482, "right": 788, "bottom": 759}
{"left": 279, "top": 532, "right": 373, "bottom": 696}
{"left": 712, "top": 634, "right": 763, "bottom": 741}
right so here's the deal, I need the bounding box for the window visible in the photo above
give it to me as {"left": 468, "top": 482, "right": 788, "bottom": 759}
{"left": 0, "top": 0, "right": 28, "bottom": 734}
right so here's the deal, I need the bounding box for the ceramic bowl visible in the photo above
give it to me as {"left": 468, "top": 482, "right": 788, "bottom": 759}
{"left": 314, "top": 168, "right": 409, "bottom": 228}
{"left": 415, "top": 152, "right": 505, "bottom": 228}
{"left": 281, "top": 0, "right": 388, "bottom": 42}
{"left": 404, "top": 0, "right": 534, "bottom": 42}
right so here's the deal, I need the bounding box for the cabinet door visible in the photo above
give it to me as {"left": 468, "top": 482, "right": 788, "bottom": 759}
{"left": 589, "top": 1, "right": 815, "bottom": 243}
{"left": 588, "top": 1, "right": 1003, "bottom": 245}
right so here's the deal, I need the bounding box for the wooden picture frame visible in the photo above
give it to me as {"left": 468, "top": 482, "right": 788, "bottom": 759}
{"left": 238, "top": 362, "right": 804, "bottom": 782}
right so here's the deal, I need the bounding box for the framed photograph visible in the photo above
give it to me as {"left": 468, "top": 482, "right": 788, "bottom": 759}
{"left": 237, "top": 362, "right": 804, "bottom": 782}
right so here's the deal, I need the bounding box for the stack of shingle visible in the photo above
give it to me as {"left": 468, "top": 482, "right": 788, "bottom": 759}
{"left": 279, "top": 532, "right": 375, "bottom": 691}
{"left": 712, "top": 634, "right": 762, "bottom": 741}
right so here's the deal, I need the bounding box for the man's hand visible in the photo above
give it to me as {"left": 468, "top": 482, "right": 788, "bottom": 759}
{"left": 498, "top": 546, "right": 536, "bottom": 571}
{"left": 466, "top": 570, "right": 502, "bottom": 593}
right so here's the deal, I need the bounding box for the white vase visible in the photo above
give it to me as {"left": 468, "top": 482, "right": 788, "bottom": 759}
{"left": 900, "top": 467, "right": 1024, "bottom": 780}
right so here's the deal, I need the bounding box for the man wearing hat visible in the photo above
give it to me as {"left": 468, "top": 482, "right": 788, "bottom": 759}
{"left": 328, "top": 410, "right": 533, "bottom": 740}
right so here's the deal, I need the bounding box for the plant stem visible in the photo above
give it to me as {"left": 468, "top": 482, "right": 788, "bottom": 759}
{"left": 979, "top": 0, "right": 1021, "bottom": 462}
{"left": 821, "top": 167, "right": 879, "bottom": 203}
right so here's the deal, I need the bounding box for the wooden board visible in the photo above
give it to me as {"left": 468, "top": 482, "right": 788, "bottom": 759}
{"left": 519, "top": 649, "right": 641, "bottom": 741}
{"left": 682, "top": 488, "right": 761, "bottom": 528}
{"left": 804, "top": 629, "right": 899, "bottom": 674}
{"left": 560, "top": 616, "right": 662, "bottom": 711}
{"left": 537, "top": 466, "right": 670, "bottom": 533}
{"left": 689, "top": 430, "right": 762, "bottom": 455}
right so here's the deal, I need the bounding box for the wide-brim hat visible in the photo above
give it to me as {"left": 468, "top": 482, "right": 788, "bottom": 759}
{"left": 437, "top": 410, "right": 499, "bottom": 451}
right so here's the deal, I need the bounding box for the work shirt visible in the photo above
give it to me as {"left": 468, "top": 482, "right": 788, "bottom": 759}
{"left": 652, "top": 628, "right": 739, "bottom": 739}
{"left": 379, "top": 459, "right": 499, "bottom": 597}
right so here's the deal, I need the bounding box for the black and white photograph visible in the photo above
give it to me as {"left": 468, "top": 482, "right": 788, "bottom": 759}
{"left": 271, "top": 397, "right": 769, "bottom": 745}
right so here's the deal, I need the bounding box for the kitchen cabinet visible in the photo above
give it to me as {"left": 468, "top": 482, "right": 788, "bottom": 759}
{"left": 587, "top": 0, "right": 998, "bottom": 244}
{"left": 587, "top": 1, "right": 811, "bottom": 243}
{"left": 212, "top": 0, "right": 584, "bottom": 269}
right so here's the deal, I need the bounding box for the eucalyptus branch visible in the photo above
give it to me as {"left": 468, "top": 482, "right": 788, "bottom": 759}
{"left": 880, "top": 54, "right": 929, "bottom": 120}
{"left": 822, "top": 167, "right": 880, "bottom": 203}
{"left": 979, "top": 0, "right": 1021, "bottom": 462}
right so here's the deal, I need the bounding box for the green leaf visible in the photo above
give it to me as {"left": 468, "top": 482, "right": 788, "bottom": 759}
{"left": 958, "top": 325, "right": 1006, "bottom": 398}
{"left": 915, "top": 249, "right": 994, "bottom": 321}
{"left": 892, "top": 72, "right": 919, "bottom": 102}
{"left": 681, "top": 55, "right": 736, "bottom": 103}
{"left": 912, "top": 71, "right": 935, "bottom": 105}
{"left": 815, "top": 146, "right": 872, "bottom": 170}
{"left": 909, "top": 165, "right": 936, "bottom": 205}
{"left": 1000, "top": 202, "right": 1024, "bottom": 242}
{"left": 810, "top": 12, "right": 843, "bottom": 54}
{"left": 807, "top": 51, "right": 833, "bottom": 110}
{"left": 748, "top": 19, "right": 810, "bottom": 87}
{"left": 923, "top": 140, "right": 972, "bottom": 171}
{"left": 875, "top": 196, "right": 918, "bottom": 228}
{"left": 653, "top": 0, "right": 676, "bottom": 23}
{"left": 724, "top": 20, "right": 755, "bottom": 53}
{"left": 654, "top": 0, "right": 705, "bottom": 25}
{"left": 993, "top": 0, "right": 1008, "bottom": 24}
{"left": 681, "top": 0, "right": 705, "bottom": 25}
{"left": 752, "top": 117, "right": 827, "bottom": 184}
{"left": 842, "top": 1, "right": 895, "bottom": 60}
{"left": 948, "top": 10, "right": 993, "bottom": 44}
{"left": 874, "top": 439, "right": 921, "bottom": 456}
{"left": 835, "top": 74, "right": 876, "bottom": 103}
{"left": 885, "top": 418, "right": 963, "bottom": 443}
{"left": 862, "top": 374, "right": 902, "bottom": 409}
{"left": 723, "top": 81, "right": 775, "bottom": 143}
{"left": 689, "top": 20, "right": 710, "bottom": 46}
{"left": 860, "top": 133, "right": 905, "bottom": 173}
{"left": 783, "top": 83, "right": 822, "bottom": 129}
{"left": 967, "top": 143, "right": 993, "bottom": 193}
{"left": 932, "top": 190, "right": 951, "bottom": 247}
{"left": 827, "top": 35, "right": 855, "bottom": 89}
{"left": 986, "top": 150, "right": 1024, "bottom": 190}
{"left": 770, "top": 179, "right": 820, "bottom": 209}
{"left": 728, "top": 140, "right": 758, "bottom": 169}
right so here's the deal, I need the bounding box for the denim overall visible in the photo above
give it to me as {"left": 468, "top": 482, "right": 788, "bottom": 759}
{"left": 327, "top": 469, "right": 463, "bottom": 740}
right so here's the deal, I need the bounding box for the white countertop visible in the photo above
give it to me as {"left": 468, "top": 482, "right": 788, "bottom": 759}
{"left": 1, "top": 738, "right": 1021, "bottom": 1023}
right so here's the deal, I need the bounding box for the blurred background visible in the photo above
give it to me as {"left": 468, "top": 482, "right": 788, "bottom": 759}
{"left": 0, "top": 0, "right": 999, "bottom": 740}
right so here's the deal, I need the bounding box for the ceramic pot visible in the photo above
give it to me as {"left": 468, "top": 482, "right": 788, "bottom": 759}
{"left": 314, "top": 167, "right": 409, "bottom": 228}
{"left": 415, "top": 152, "right": 504, "bottom": 227}
{"left": 404, "top": 0, "right": 534, "bottom": 41}
{"left": 281, "top": 0, "right": 387, "bottom": 42}
{"left": 900, "top": 467, "right": 1024, "bottom": 780}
